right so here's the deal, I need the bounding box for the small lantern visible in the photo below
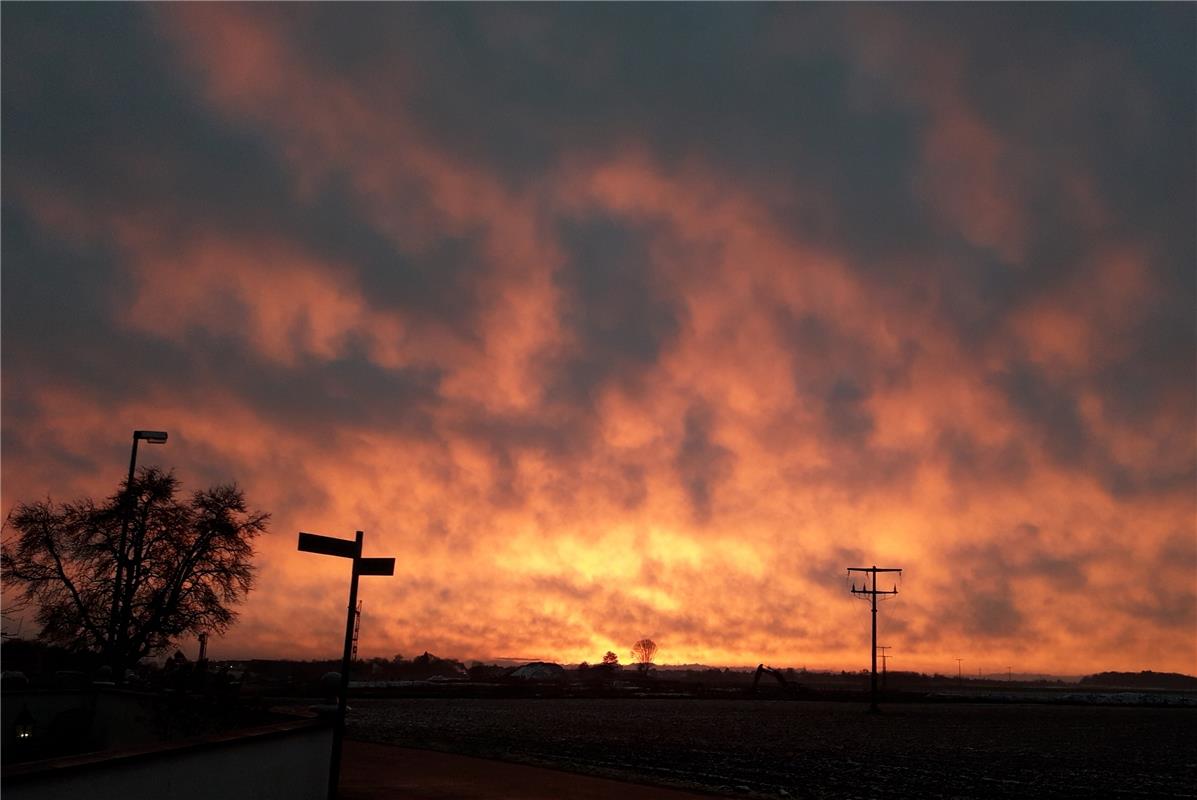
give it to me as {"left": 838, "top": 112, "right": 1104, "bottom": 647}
{"left": 14, "top": 706, "right": 34, "bottom": 741}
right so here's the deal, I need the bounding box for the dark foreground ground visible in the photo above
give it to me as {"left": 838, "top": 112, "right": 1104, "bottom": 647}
{"left": 348, "top": 698, "right": 1196, "bottom": 799}
{"left": 340, "top": 740, "right": 714, "bottom": 799}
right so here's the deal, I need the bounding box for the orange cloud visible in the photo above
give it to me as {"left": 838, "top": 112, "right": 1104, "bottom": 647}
{"left": 3, "top": 5, "right": 1192, "bottom": 677}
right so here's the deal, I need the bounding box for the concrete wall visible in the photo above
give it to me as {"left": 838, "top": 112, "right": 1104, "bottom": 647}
{"left": 3, "top": 719, "right": 332, "bottom": 800}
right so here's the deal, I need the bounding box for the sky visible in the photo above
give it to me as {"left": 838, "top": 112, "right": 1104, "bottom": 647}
{"left": 2, "top": 4, "right": 1194, "bottom": 676}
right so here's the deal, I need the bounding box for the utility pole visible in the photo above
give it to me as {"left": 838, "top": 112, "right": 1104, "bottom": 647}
{"left": 877, "top": 646, "right": 891, "bottom": 690}
{"left": 350, "top": 601, "right": 363, "bottom": 661}
{"left": 955, "top": 658, "right": 963, "bottom": 683}
{"left": 848, "top": 565, "right": 902, "bottom": 713}
{"left": 1007, "top": 666, "right": 1012, "bottom": 682}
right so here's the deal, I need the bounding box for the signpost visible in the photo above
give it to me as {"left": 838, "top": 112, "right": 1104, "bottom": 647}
{"left": 298, "top": 530, "right": 395, "bottom": 800}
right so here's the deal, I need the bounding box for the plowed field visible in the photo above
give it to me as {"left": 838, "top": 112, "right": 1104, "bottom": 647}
{"left": 349, "top": 698, "right": 1196, "bottom": 798}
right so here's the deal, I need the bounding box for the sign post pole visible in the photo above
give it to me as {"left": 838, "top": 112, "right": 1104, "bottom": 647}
{"left": 328, "top": 531, "right": 363, "bottom": 800}
{"left": 298, "top": 530, "right": 395, "bottom": 800}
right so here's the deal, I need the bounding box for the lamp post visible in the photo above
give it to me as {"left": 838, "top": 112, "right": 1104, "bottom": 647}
{"left": 109, "top": 430, "right": 167, "bottom": 678}
{"left": 298, "top": 530, "right": 395, "bottom": 800}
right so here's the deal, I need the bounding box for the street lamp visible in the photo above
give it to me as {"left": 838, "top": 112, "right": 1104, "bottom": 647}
{"left": 109, "top": 429, "right": 168, "bottom": 677}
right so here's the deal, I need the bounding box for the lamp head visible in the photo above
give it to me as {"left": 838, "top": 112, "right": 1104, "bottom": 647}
{"left": 134, "top": 430, "right": 168, "bottom": 444}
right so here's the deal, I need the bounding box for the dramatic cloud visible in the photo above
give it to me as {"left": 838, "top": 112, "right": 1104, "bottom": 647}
{"left": 3, "top": 4, "right": 1194, "bottom": 675}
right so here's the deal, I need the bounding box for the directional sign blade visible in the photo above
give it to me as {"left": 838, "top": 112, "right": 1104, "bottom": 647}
{"left": 357, "top": 557, "right": 396, "bottom": 576}
{"left": 297, "top": 532, "right": 360, "bottom": 559}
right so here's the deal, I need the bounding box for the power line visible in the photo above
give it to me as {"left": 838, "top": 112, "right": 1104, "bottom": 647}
{"left": 847, "top": 565, "right": 902, "bottom": 713}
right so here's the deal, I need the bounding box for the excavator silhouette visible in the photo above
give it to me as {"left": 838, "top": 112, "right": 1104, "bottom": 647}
{"left": 750, "top": 664, "right": 804, "bottom": 695}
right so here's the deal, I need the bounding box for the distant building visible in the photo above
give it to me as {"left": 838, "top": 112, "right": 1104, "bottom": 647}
{"left": 508, "top": 662, "right": 566, "bottom": 681}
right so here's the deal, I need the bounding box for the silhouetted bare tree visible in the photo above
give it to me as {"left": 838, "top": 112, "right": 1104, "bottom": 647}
{"left": 2, "top": 468, "right": 267, "bottom": 677}
{"left": 631, "top": 638, "right": 657, "bottom": 672}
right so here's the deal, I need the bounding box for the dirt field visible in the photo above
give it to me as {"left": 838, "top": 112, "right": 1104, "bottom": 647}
{"left": 348, "top": 697, "right": 1196, "bottom": 799}
{"left": 340, "top": 740, "right": 716, "bottom": 800}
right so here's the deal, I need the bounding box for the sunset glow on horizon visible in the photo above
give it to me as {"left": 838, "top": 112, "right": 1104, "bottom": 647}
{"left": 3, "top": 4, "right": 1194, "bottom": 676}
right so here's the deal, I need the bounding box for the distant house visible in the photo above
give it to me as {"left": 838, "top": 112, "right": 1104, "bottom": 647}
{"left": 507, "top": 662, "right": 566, "bottom": 682}
{"left": 408, "top": 652, "right": 468, "bottom": 680}
{"left": 426, "top": 673, "right": 468, "bottom": 683}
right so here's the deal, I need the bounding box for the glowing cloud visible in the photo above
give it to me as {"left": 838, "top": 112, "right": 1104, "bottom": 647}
{"left": 3, "top": 4, "right": 1193, "bottom": 675}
